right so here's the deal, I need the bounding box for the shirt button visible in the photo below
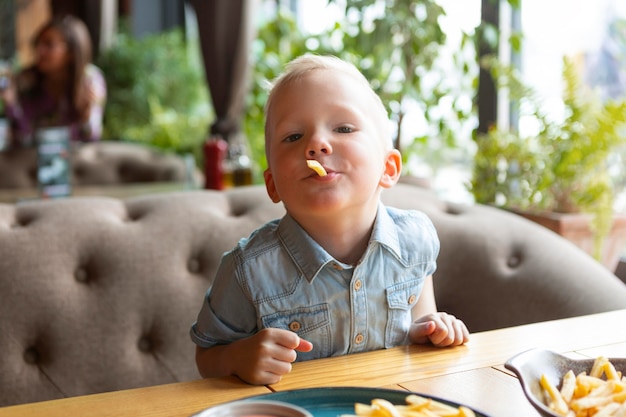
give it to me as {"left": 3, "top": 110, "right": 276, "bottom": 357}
{"left": 408, "top": 294, "right": 417, "bottom": 304}
{"left": 289, "top": 321, "right": 302, "bottom": 332}
{"left": 332, "top": 262, "right": 343, "bottom": 270}
{"left": 353, "top": 279, "right": 362, "bottom": 291}
{"left": 354, "top": 333, "right": 364, "bottom": 344}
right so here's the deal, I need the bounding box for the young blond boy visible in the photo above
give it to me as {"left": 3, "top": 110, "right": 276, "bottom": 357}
{"left": 191, "top": 54, "right": 469, "bottom": 385}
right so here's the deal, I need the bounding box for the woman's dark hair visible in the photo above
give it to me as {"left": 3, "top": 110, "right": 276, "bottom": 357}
{"left": 31, "top": 14, "right": 93, "bottom": 122}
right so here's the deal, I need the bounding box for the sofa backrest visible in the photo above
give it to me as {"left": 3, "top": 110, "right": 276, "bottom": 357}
{"left": 0, "top": 141, "right": 197, "bottom": 188}
{"left": 1, "top": 183, "right": 625, "bottom": 406}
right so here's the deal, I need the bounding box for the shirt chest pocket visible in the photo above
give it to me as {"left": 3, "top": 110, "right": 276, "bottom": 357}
{"left": 385, "top": 280, "right": 423, "bottom": 347}
{"left": 261, "top": 303, "right": 331, "bottom": 361}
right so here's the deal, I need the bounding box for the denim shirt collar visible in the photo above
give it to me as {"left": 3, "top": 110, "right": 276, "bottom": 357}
{"left": 277, "top": 201, "right": 402, "bottom": 283}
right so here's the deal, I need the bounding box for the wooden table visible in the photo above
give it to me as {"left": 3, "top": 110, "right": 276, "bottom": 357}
{"left": 2, "top": 309, "right": 625, "bottom": 417}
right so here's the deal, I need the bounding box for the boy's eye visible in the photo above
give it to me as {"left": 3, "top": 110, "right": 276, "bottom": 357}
{"left": 283, "top": 133, "right": 303, "bottom": 143}
{"left": 336, "top": 126, "right": 354, "bottom": 134}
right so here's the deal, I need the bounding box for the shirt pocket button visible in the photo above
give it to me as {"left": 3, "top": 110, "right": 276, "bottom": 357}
{"left": 408, "top": 294, "right": 417, "bottom": 305}
{"left": 289, "top": 321, "right": 302, "bottom": 332}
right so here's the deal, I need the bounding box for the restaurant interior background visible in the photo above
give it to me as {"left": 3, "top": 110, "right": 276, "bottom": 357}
{"left": 1, "top": 0, "right": 626, "bottom": 259}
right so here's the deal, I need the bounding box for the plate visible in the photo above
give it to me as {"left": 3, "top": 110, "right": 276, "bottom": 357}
{"left": 237, "top": 387, "right": 490, "bottom": 417}
{"left": 505, "top": 348, "right": 626, "bottom": 417}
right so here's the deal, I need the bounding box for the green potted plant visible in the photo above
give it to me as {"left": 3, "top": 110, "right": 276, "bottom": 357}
{"left": 471, "top": 56, "right": 626, "bottom": 269}
{"left": 96, "top": 27, "right": 211, "bottom": 165}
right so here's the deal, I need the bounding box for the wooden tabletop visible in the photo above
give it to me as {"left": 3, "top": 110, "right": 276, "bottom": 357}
{"left": 2, "top": 309, "right": 625, "bottom": 417}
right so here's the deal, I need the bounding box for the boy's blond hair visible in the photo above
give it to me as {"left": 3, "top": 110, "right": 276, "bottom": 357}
{"left": 264, "top": 54, "right": 391, "bottom": 156}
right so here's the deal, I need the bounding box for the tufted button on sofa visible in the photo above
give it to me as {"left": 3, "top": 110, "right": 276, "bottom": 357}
{"left": 0, "top": 141, "right": 199, "bottom": 188}
{"left": 1, "top": 182, "right": 626, "bottom": 407}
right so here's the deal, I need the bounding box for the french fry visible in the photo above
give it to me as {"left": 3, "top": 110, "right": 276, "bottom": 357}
{"left": 561, "top": 370, "right": 577, "bottom": 403}
{"left": 612, "top": 388, "right": 624, "bottom": 401}
{"left": 590, "top": 357, "right": 611, "bottom": 379}
{"left": 405, "top": 394, "right": 432, "bottom": 409}
{"left": 306, "top": 160, "right": 327, "bottom": 176}
{"left": 603, "top": 361, "right": 621, "bottom": 381}
{"left": 541, "top": 374, "right": 570, "bottom": 415}
{"left": 372, "top": 398, "right": 403, "bottom": 417}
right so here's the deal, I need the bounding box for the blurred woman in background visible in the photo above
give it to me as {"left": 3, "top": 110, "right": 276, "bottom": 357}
{"left": 0, "top": 14, "right": 106, "bottom": 147}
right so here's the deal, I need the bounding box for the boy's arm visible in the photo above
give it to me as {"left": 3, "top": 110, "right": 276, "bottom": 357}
{"left": 409, "top": 275, "right": 470, "bottom": 346}
{"left": 195, "top": 328, "right": 313, "bottom": 385}
{"left": 411, "top": 275, "right": 437, "bottom": 319}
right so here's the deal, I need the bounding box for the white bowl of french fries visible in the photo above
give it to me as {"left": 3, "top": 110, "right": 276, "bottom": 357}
{"left": 505, "top": 348, "right": 626, "bottom": 417}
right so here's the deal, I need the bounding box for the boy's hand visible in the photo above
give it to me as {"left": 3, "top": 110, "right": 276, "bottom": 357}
{"left": 232, "top": 328, "right": 313, "bottom": 385}
{"left": 409, "top": 312, "right": 469, "bottom": 347}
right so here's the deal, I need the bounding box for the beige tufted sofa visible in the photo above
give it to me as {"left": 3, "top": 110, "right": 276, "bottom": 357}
{"left": 0, "top": 141, "right": 198, "bottom": 188}
{"left": 2, "top": 181, "right": 626, "bottom": 407}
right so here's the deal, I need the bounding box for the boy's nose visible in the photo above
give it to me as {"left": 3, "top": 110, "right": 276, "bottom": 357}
{"left": 306, "top": 133, "right": 332, "bottom": 157}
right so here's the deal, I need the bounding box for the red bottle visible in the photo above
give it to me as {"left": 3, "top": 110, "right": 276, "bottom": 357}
{"left": 203, "top": 136, "right": 228, "bottom": 190}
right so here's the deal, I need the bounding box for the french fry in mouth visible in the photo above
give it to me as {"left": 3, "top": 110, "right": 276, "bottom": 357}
{"left": 307, "top": 160, "right": 327, "bottom": 176}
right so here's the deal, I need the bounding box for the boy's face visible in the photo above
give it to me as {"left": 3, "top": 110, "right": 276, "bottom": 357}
{"left": 264, "top": 69, "right": 401, "bottom": 218}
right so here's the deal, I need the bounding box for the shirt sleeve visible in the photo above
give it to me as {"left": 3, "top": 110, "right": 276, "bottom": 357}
{"left": 190, "top": 248, "right": 258, "bottom": 348}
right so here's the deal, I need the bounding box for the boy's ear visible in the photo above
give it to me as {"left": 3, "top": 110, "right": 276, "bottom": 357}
{"left": 379, "top": 149, "right": 402, "bottom": 189}
{"left": 263, "top": 168, "right": 282, "bottom": 203}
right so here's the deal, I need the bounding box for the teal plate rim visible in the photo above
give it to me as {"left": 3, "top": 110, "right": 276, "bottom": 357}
{"left": 238, "top": 386, "right": 491, "bottom": 416}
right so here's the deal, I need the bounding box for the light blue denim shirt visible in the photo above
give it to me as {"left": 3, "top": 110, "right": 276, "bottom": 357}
{"left": 190, "top": 202, "right": 439, "bottom": 361}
